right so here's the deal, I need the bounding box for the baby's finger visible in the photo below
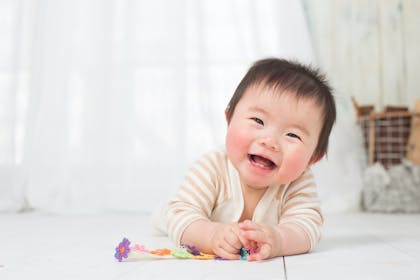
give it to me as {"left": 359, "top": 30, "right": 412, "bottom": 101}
{"left": 247, "top": 244, "right": 271, "bottom": 261}
{"left": 240, "top": 228, "right": 265, "bottom": 243}
{"left": 215, "top": 247, "right": 240, "bottom": 260}
{"left": 225, "top": 229, "right": 243, "bottom": 250}
{"left": 221, "top": 237, "right": 240, "bottom": 254}
{"left": 238, "top": 232, "right": 251, "bottom": 249}
{"left": 238, "top": 220, "right": 259, "bottom": 230}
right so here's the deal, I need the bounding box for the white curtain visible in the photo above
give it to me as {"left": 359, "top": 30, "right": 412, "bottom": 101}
{"left": 1, "top": 0, "right": 361, "bottom": 214}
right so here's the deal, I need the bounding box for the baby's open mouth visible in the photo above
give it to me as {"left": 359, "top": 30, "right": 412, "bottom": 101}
{"left": 248, "top": 154, "right": 276, "bottom": 170}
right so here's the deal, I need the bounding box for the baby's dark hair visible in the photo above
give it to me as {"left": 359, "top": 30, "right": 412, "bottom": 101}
{"left": 226, "top": 58, "right": 336, "bottom": 160}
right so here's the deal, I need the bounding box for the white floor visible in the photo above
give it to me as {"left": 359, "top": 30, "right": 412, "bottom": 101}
{"left": 286, "top": 213, "right": 420, "bottom": 280}
{"left": 0, "top": 212, "right": 419, "bottom": 280}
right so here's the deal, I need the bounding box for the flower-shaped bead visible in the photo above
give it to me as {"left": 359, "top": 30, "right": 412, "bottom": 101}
{"left": 114, "top": 238, "right": 131, "bottom": 262}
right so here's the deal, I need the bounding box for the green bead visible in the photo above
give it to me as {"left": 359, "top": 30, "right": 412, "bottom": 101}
{"left": 171, "top": 248, "right": 194, "bottom": 259}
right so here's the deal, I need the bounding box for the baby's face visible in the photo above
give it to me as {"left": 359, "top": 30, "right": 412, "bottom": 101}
{"left": 225, "top": 85, "right": 323, "bottom": 190}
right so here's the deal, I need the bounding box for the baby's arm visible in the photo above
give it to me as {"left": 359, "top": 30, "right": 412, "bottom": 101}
{"left": 239, "top": 171, "right": 323, "bottom": 261}
{"left": 182, "top": 220, "right": 244, "bottom": 260}
{"left": 163, "top": 151, "right": 247, "bottom": 259}
{"left": 238, "top": 220, "right": 311, "bottom": 261}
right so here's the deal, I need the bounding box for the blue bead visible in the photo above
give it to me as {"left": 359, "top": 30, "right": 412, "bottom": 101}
{"left": 239, "top": 247, "right": 249, "bottom": 260}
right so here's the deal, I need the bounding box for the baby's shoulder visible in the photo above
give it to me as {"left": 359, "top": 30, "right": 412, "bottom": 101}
{"left": 192, "top": 147, "right": 229, "bottom": 169}
{"left": 295, "top": 168, "right": 314, "bottom": 181}
{"left": 285, "top": 168, "right": 317, "bottom": 192}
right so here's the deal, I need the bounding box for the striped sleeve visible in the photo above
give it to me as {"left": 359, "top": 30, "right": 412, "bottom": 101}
{"left": 278, "top": 170, "right": 323, "bottom": 251}
{"left": 165, "top": 152, "right": 222, "bottom": 245}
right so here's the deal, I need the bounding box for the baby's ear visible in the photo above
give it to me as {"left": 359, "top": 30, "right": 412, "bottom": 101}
{"left": 309, "top": 151, "right": 325, "bottom": 166}
{"left": 225, "top": 107, "right": 230, "bottom": 123}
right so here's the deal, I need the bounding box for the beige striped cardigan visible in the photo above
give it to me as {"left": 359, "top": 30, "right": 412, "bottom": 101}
{"left": 153, "top": 149, "right": 323, "bottom": 251}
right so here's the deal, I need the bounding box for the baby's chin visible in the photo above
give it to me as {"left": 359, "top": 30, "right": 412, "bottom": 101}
{"left": 240, "top": 173, "right": 290, "bottom": 189}
{"left": 240, "top": 177, "right": 275, "bottom": 190}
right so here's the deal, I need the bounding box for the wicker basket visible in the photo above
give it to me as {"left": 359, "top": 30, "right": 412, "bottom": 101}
{"left": 352, "top": 97, "right": 420, "bottom": 169}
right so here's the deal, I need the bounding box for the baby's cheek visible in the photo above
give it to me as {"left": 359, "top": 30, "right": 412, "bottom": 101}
{"left": 232, "top": 132, "right": 249, "bottom": 149}
{"left": 226, "top": 125, "right": 250, "bottom": 155}
{"left": 282, "top": 152, "right": 310, "bottom": 181}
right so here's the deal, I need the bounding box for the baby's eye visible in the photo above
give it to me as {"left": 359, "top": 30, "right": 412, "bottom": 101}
{"left": 286, "top": 132, "right": 301, "bottom": 140}
{"left": 251, "top": 117, "right": 264, "bottom": 126}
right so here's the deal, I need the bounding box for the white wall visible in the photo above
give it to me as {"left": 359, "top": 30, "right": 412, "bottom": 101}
{"left": 303, "top": 0, "right": 420, "bottom": 110}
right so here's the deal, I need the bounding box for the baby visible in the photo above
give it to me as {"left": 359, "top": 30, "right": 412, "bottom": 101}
{"left": 153, "top": 58, "right": 336, "bottom": 261}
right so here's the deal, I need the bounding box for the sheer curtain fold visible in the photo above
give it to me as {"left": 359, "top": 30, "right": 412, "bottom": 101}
{"left": 0, "top": 0, "right": 319, "bottom": 213}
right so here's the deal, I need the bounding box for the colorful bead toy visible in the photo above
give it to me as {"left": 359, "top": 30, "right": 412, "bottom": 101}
{"left": 114, "top": 238, "right": 255, "bottom": 262}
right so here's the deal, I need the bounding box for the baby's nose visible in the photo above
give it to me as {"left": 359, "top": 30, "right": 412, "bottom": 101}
{"left": 258, "top": 137, "right": 280, "bottom": 152}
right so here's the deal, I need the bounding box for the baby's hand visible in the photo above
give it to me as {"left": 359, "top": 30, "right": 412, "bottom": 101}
{"left": 210, "top": 222, "right": 245, "bottom": 260}
{"left": 238, "top": 220, "right": 280, "bottom": 261}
